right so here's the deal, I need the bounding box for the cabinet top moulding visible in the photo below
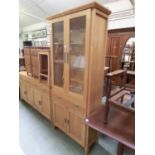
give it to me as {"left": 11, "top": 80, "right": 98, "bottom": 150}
{"left": 46, "top": 2, "right": 111, "bottom": 20}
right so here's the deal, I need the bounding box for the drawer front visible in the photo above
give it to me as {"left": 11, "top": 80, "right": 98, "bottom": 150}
{"left": 53, "top": 95, "right": 85, "bottom": 116}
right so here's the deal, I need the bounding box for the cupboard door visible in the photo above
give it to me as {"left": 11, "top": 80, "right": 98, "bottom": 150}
{"left": 67, "top": 111, "right": 85, "bottom": 146}
{"left": 53, "top": 103, "right": 67, "bottom": 133}
{"left": 20, "top": 81, "right": 27, "bottom": 101}
{"left": 26, "top": 83, "right": 34, "bottom": 105}
{"left": 33, "top": 87, "right": 42, "bottom": 111}
{"left": 52, "top": 20, "right": 65, "bottom": 88}
{"left": 41, "top": 91, "right": 51, "bottom": 120}
{"left": 31, "top": 49, "right": 39, "bottom": 78}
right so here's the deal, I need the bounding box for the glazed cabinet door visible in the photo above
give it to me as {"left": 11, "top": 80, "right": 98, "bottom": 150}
{"left": 53, "top": 102, "right": 67, "bottom": 133}
{"left": 67, "top": 10, "right": 90, "bottom": 97}
{"left": 67, "top": 110, "right": 85, "bottom": 146}
{"left": 52, "top": 19, "right": 66, "bottom": 90}
{"left": 41, "top": 91, "right": 51, "bottom": 120}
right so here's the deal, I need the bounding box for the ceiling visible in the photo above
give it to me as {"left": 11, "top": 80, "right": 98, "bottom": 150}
{"left": 19, "top": 0, "right": 134, "bottom": 28}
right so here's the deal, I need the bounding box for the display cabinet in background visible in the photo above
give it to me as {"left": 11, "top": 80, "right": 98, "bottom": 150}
{"left": 106, "top": 27, "right": 135, "bottom": 71}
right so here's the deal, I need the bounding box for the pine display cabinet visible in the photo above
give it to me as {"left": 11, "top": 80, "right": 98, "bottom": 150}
{"left": 47, "top": 2, "right": 111, "bottom": 154}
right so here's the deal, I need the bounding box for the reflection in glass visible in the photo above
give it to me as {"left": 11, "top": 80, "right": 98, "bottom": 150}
{"left": 69, "top": 16, "right": 86, "bottom": 95}
{"left": 121, "top": 37, "right": 135, "bottom": 71}
{"left": 52, "top": 21, "right": 64, "bottom": 87}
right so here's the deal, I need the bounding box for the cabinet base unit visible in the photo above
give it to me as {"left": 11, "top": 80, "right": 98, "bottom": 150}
{"left": 19, "top": 71, "right": 52, "bottom": 121}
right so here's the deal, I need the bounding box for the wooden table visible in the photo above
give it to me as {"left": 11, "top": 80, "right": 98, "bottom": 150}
{"left": 85, "top": 105, "right": 135, "bottom": 155}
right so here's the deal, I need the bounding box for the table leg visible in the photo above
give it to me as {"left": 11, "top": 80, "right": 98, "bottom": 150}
{"left": 116, "top": 142, "right": 124, "bottom": 155}
{"left": 84, "top": 126, "right": 89, "bottom": 155}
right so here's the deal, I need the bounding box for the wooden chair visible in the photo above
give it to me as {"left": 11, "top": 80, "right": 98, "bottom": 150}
{"left": 104, "top": 69, "right": 135, "bottom": 123}
{"left": 103, "top": 69, "right": 135, "bottom": 155}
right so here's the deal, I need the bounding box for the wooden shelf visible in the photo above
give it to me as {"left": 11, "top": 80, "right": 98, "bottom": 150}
{"left": 70, "top": 43, "right": 84, "bottom": 45}
{"left": 40, "top": 73, "right": 48, "bottom": 78}
{"left": 53, "top": 43, "right": 63, "bottom": 45}
{"left": 54, "top": 60, "right": 64, "bottom": 64}
{"left": 70, "top": 78, "right": 83, "bottom": 84}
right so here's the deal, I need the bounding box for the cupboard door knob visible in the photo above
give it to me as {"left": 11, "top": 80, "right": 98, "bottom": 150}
{"left": 64, "top": 118, "right": 67, "bottom": 123}
{"left": 67, "top": 119, "right": 69, "bottom": 124}
{"left": 24, "top": 91, "right": 27, "bottom": 94}
{"left": 56, "top": 97, "right": 61, "bottom": 100}
{"left": 39, "top": 100, "right": 42, "bottom": 105}
{"left": 74, "top": 104, "right": 79, "bottom": 108}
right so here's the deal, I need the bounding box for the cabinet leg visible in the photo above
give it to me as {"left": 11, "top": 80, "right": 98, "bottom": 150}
{"left": 84, "top": 146, "right": 89, "bottom": 155}
{"left": 116, "top": 142, "right": 124, "bottom": 155}
{"left": 54, "top": 125, "right": 57, "bottom": 129}
{"left": 85, "top": 126, "right": 89, "bottom": 155}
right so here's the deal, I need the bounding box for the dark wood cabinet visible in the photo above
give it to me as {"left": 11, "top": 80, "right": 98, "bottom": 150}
{"left": 106, "top": 27, "right": 135, "bottom": 71}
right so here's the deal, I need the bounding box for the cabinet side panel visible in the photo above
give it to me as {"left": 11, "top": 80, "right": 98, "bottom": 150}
{"left": 87, "top": 9, "right": 108, "bottom": 115}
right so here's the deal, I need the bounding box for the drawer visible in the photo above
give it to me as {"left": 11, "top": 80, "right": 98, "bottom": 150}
{"left": 53, "top": 96, "right": 85, "bottom": 116}
{"left": 53, "top": 96, "right": 66, "bottom": 105}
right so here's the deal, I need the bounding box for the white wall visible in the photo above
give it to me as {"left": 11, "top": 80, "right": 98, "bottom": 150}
{"left": 21, "top": 21, "right": 51, "bottom": 47}
{"left": 108, "top": 16, "right": 135, "bottom": 29}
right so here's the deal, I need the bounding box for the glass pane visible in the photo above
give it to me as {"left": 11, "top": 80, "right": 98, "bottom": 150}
{"left": 69, "top": 16, "right": 86, "bottom": 95}
{"left": 52, "top": 21, "right": 64, "bottom": 87}
{"left": 121, "top": 37, "right": 135, "bottom": 70}
{"left": 40, "top": 55, "right": 48, "bottom": 75}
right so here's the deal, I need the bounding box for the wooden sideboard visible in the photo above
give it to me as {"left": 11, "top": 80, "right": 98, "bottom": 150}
{"left": 20, "top": 71, "right": 51, "bottom": 120}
